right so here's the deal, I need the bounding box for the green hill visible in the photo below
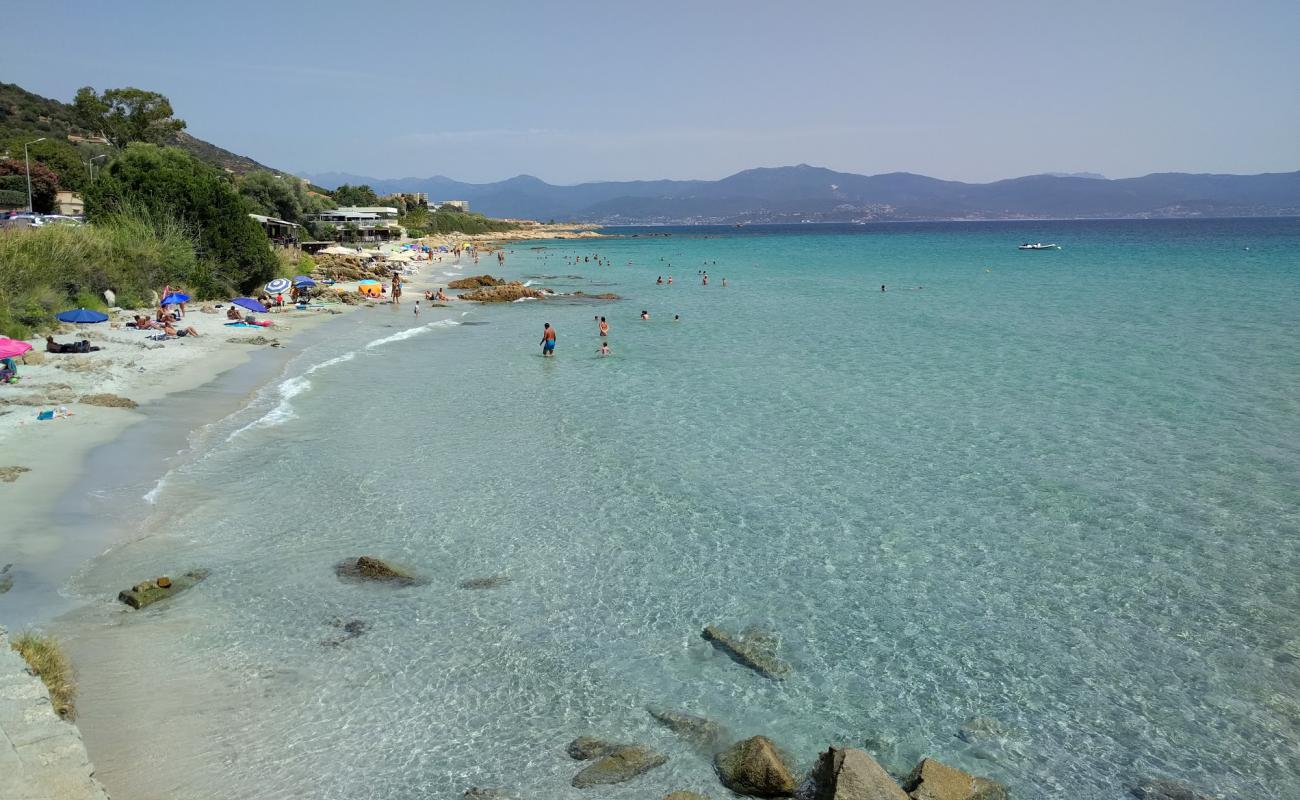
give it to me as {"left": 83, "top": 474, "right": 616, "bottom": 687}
{"left": 0, "top": 82, "right": 277, "bottom": 176}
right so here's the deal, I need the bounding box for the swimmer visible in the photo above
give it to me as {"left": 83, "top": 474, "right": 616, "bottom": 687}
{"left": 598, "top": 342, "right": 611, "bottom": 356}
{"left": 414, "top": 301, "right": 420, "bottom": 316}
{"left": 674, "top": 314, "right": 680, "bottom": 321}
{"left": 641, "top": 310, "right": 649, "bottom": 320}
{"left": 657, "top": 276, "right": 663, "bottom": 284}
{"left": 881, "top": 285, "right": 886, "bottom": 292}
{"left": 722, "top": 277, "right": 728, "bottom": 287}
{"left": 599, "top": 316, "right": 609, "bottom": 337}
{"left": 540, "top": 322, "right": 557, "bottom": 357}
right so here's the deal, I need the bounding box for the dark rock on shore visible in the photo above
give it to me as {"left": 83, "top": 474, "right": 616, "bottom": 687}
{"left": 458, "top": 575, "right": 512, "bottom": 590}
{"left": 1129, "top": 778, "right": 1213, "bottom": 800}
{"left": 813, "top": 747, "right": 909, "bottom": 800}
{"left": 714, "top": 736, "right": 796, "bottom": 797}
{"left": 646, "top": 706, "right": 727, "bottom": 752}
{"left": 571, "top": 744, "right": 668, "bottom": 788}
{"left": 701, "top": 625, "right": 791, "bottom": 680}
{"left": 117, "top": 569, "right": 210, "bottom": 609}
{"left": 902, "top": 758, "right": 1006, "bottom": 800}
{"left": 448, "top": 275, "right": 505, "bottom": 289}
{"left": 567, "top": 736, "right": 625, "bottom": 760}
{"left": 335, "top": 556, "right": 422, "bottom": 586}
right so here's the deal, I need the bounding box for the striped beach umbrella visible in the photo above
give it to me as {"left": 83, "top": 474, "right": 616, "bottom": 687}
{"left": 266, "top": 278, "right": 292, "bottom": 294}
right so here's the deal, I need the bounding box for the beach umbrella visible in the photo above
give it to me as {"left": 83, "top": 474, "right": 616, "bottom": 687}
{"left": 232, "top": 297, "right": 269, "bottom": 313}
{"left": 320, "top": 245, "right": 355, "bottom": 255}
{"left": 266, "top": 277, "right": 292, "bottom": 294}
{"left": 55, "top": 308, "right": 108, "bottom": 323}
{"left": 293, "top": 276, "right": 317, "bottom": 288}
{"left": 0, "top": 337, "right": 33, "bottom": 359}
{"left": 161, "top": 292, "right": 190, "bottom": 305}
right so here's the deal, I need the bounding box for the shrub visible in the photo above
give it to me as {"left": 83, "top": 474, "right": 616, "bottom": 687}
{"left": 11, "top": 631, "right": 77, "bottom": 719}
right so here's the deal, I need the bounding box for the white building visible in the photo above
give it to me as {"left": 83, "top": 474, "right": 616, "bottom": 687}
{"left": 311, "top": 206, "right": 402, "bottom": 242}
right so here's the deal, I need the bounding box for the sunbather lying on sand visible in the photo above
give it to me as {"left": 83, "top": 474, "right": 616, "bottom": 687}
{"left": 163, "top": 322, "right": 199, "bottom": 338}
{"left": 46, "top": 336, "right": 102, "bottom": 353}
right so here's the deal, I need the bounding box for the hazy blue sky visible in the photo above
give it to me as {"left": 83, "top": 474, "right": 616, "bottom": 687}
{"left": 8, "top": 1, "right": 1299, "bottom": 184}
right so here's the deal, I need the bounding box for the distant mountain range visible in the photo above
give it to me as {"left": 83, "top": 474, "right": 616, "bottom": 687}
{"left": 303, "top": 165, "right": 1300, "bottom": 224}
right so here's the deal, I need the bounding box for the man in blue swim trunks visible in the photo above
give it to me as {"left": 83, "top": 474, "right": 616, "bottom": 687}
{"left": 540, "top": 322, "right": 557, "bottom": 357}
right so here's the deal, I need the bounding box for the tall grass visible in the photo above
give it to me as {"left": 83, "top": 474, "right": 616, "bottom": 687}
{"left": 11, "top": 631, "right": 77, "bottom": 720}
{"left": 0, "top": 207, "right": 233, "bottom": 338}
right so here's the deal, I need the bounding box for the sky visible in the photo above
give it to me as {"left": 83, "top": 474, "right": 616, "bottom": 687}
{"left": 6, "top": 1, "right": 1299, "bottom": 185}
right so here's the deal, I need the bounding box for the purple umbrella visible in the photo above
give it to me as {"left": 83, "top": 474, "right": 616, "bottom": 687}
{"left": 232, "top": 297, "right": 269, "bottom": 313}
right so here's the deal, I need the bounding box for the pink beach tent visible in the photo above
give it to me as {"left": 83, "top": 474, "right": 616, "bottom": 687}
{"left": 0, "top": 337, "right": 34, "bottom": 359}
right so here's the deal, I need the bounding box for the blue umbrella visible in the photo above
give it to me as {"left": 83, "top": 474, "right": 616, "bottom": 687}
{"left": 55, "top": 308, "right": 108, "bottom": 323}
{"left": 266, "top": 278, "right": 292, "bottom": 294}
{"left": 294, "top": 277, "right": 317, "bottom": 288}
{"left": 161, "top": 292, "right": 190, "bottom": 305}
{"left": 232, "top": 297, "right": 269, "bottom": 313}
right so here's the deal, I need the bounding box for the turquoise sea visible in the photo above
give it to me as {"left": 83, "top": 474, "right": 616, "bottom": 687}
{"left": 63, "top": 220, "right": 1300, "bottom": 799}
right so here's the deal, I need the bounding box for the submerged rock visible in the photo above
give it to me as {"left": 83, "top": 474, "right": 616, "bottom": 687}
{"left": 335, "top": 556, "right": 421, "bottom": 586}
{"left": 117, "top": 569, "right": 210, "bottom": 609}
{"left": 665, "top": 793, "right": 711, "bottom": 800}
{"left": 714, "top": 736, "right": 796, "bottom": 797}
{"left": 463, "top": 789, "right": 516, "bottom": 799}
{"left": 321, "top": 618, "right": 369, "bottom": 647}
{"left": 458, "top": 575, "right": 512, "bottom": 590}
{"left": 701, "top": 625, "right": 791, "bottom": 680}
{"left": 1129, "top": 778, "right": 1213, "bottom": 800}
{"left": 571, "top": 744, "right": 668, "bottom": 788}
{"left": 812, "top": 747, "right": 908, "bottom": 800}
{"left": 902, "top": 758, "right": 1006, "bottom": 800}
{"left": 567, "top": 736, "right": 624, "bottom": 760}
{"left": 646, "top": 706, "right": 727, "bottom": 752}
{"left": 0, "top": 465, "right": 30, "bottom": 483}
{"left": 79, "top": 393, "right": 138, "bottom": 409}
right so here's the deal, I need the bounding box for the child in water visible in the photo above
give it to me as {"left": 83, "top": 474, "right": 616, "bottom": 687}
{"left": 598, "top": 342, "right": 611, "bottom": 356}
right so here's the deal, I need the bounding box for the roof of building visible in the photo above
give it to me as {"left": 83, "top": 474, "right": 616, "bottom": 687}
{"left": 248, "top": 213, "right": 301, "bottom": 227}
{"left": 335, "top": 206, "right": 399, "bottom": 214}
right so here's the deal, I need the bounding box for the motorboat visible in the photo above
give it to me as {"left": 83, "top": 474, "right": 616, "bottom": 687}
{"left": 1018, "top": 242, "right": 1059, "bottom": 250}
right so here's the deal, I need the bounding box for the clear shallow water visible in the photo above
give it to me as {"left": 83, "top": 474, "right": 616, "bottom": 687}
{"left": 68, "top": 220, "right": 1300, "bottom": 799}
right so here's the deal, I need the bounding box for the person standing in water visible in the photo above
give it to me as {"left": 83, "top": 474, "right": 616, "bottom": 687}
{"left": 702, "top": 273, "right": 709, "bottom": 285}
{"left": 413, "top": 300, "right": 420, "bottom": 316}
{"left": 540, "top": 322, "right": 557, "bottom": 357}
{"left": 598, "top": 317, "right": 609, "bottom": 337}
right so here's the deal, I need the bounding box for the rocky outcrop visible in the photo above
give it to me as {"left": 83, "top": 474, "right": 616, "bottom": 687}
{"left": 646, "top": 706, "right": 727, "bottom": 752}
{"left": 117, "top": 569, "right": 210, "bottom": 609}
{"left": 902, "top": 758, "right": 1006, "bottom": 800}
{"left": 567, "top": 736, "right": 624, "bottom": 760}
{"left": 79, "top": 393, "right": 138, "bottom": 409}
{"left": 458, "top": 575, "right": 512, "bottom": 590}
{"left": 569, "top": 291, "right": 621, "bottom": 300}
{"left": 571, "top": 744, "right": 668, "bottom": 788}
{"left": 714, "top": 736, "right": 796, "bottom": 797}
{"left": 334, "top": 556, "right": 421, "bottom": 586}
{"left": 1129, "top": 778, "right": 1213, "bottom": 800}
{"left": 0, "top": 466, "right": 30, "bottom": 483}
{"left": 448, "top": 275, "right": 505, "bottom": 289}
{"left": 813, "top": 747, "right": 909, "bottom": 800}
{"left": 457, "top": 283, "right": 547, "bottom": 303}
{"left": 701, "top": 625, "right": 791, "bottom": 680}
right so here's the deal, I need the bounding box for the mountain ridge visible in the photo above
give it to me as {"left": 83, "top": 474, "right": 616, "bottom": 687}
{"left": 301, "top": 164, "right": 1300, "bottom": 223}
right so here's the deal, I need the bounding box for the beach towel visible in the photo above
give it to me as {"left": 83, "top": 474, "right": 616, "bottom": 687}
{"left": 225, "top": 322, "right": 257, "bottom": 328}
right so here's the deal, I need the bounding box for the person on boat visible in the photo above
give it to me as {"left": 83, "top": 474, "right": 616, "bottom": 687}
{"left": 540, "top": 322, "right": 556, "bottom": 357}
{"left": 598, "top": 317, "right": 609, "bottom": 337}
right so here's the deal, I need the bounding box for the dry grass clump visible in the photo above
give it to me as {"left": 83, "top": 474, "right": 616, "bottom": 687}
{"left": 11, "top": 631, "right": 77, "bottom": 719}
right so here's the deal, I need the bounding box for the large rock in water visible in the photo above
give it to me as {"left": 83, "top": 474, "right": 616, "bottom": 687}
{"left": 334, "top": 556, "right": 420, "bottom": 585}
{"left": 902, "top": 758, "right": 1006, "bottom": 800}
{"left": 447, "top": 274, "right": 505, "bottom": 289}
{"left": 813, "top": 747, "right": 909, "bottom": 800}
{"left": 571, "top": 745, "right": 667, "bottom": 788}
{"left": 646, "top": 706, "right": 727, "bottom": 752}
{"left": 117, "top": 569, "right": 210, "bottom": 609}
{"left": 714, "top": 736, "right": 797, "bottom": 797}
{"left": 701, "top": 625, "right": 791, "bottom": 679}
{"left": 1129, "top": 778, "right": 1213, "bottom": 800}
{"left": 457, "top": 282, "right": 547, "bottom": 303}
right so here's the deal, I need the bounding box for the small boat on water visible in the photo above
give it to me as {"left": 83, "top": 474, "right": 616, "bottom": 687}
{"left": 1018, "top": 242, "right": 1059, "bottom": 250}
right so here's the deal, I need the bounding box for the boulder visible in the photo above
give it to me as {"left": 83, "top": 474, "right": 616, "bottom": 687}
{"left": 701, "top": 625, "right": 791, "bottom": 680}
{"left": 334, "top": 556, "right": 421, "bottom": 586}
{"left": 117, "top": 569, "right": 210, "bottom": 609}
{"left": 448, "top": 274, "right": 505, "bottom": 289}
{"left": 646, "top": 706, "right": 727, "bottom": 752}
{"left": 571, "top": 745, "right": 668, "bottom": 788}
{"left": 458, "top": 575, "right": 512, "bottom": 590}
{"left": 1129, "top": 778, "right": 1213, "bottom": 800}
{"left": 665, "top": 793, "right": 711, "bottom": 800}
{"left": 0, "top": 466, "right": 31, "bottom": 483}
{"left": 902, "top": 758, "right": 1006, "bottom": 800}
{"left": 813, "top": 747, "right": 909, "bottom": 800}
{"left": 567, "top": 736, "right": 624, "bottom": 760}
{"left": 457, "top": 283, "right": 547, "bottom": 303}
{"left": 79, "top": 393, "right": 138, "bottom": 409}
{"left": 714, "top": 736, "right": 796, "bottom": 797}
